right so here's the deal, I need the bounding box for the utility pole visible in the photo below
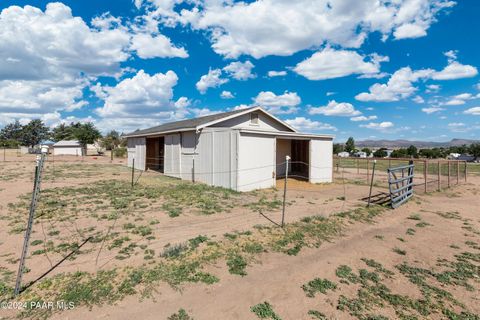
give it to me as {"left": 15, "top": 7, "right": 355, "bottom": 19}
{"left": 14, "top": 152, "right": 47, "bottom": 295}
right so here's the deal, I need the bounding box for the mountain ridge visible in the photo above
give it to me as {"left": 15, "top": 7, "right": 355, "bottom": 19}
{"left": 355, "top": 139, "right": 479, "bottom": 148}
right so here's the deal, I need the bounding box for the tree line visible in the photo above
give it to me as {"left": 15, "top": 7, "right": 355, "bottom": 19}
{"left": 334, "top": 137, "right": 480, "bottom": 159}
{"left": 0, "top": 119, "right": 125, "bottom": 154}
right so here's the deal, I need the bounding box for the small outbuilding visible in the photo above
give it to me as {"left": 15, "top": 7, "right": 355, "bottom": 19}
{"left": 337, "top": 151, "right": 350, "bottom": 158}
{"left": 53, "top": 140, "right": 83, "bottom": 156}
{"left": 124, "top": 107, "right": 334, "bottom": 192}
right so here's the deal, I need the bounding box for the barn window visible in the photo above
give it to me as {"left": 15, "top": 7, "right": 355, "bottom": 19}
{"left": 250, "top": 112, "right": 259, "bottom": 125}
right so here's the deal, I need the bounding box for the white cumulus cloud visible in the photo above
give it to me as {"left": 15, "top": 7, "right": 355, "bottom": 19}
{"left": 223, "top": 61, "right": 255, "bottom": 80}
{"left": 464, "top": 107, "right": 480, "bottom": 115}
{"left": 293, "top": 48, "right": 388, "bottom": 80}
{"left": 220, "top": 91, "right": 235, "bottom": 99}
{"left": 355, "top": 67, "right": 433, "bottom": 102}
{"left": 268, "top": 71, "right": 287, "bottom": 77}
{"left": 253, "top": 91, "right": 301, "bottom": 114}
{"left": 195, "top": 69, "right": 229, "bottom": 94}
{"left": 95, "top": 70, "right": 182, "bottom": 119}
{"left": 130, "top": 33, "right": 188, "bottom": 59}
{"left": 309, "top": 100, "right": 362, "bottom": 116}
{"left": 422, "top": 107, "right": 444, "bottom": 114}
{"left": 144, "top": 0, "right": 455, "bottom": 58}
{"left": 285, "top": 117, "right": 337, "bottom": 132}
{"left": 360, "top": 121, "right": 395, "bottom": 130}
{"left": 350, "top": 115, "right": 378, "bottom": 122}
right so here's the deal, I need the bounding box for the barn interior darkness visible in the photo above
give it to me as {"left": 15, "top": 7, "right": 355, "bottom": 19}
{"left": 146, "top": 136, "right": 164, "bottom": 172}
{"left": 276, "top": 139, "right": 309, "bottom": 180}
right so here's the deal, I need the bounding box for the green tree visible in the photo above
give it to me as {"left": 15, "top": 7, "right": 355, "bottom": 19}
{"left": 333, "top": 143, "right": 344, "bottom": 154}
{"left": 361, "top": 147, "right": 372, "bottom": 156}
{"left": 406, "top": 145, "right": 418, "bottom": 158}
{"left": 51, "top": 123, "right": 75, "bottom": 142}
{"left": 345, "top": 137, "right": 355, "bottom": 154}
{"left": 101, "top": 130, "right": 121, "bottom": 150}
{"left": 391, "top": 148, "right": 407, "bottom": 158}
{"left": 373, "top": 148, "right": 387, "bottom": 158}
{"left": 470, "top": 143, "right": 480, "bottom": 157}
{"left": 0, "top": 120, "right": 24, "bottom": 142}
{"left": 20, "top": 119, "right": 50, "bottom": 148}
{"left": 72, "top": 122, "right": 101, "bottom": 151}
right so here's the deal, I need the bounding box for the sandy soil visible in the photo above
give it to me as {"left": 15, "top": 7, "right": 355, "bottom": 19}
{"left": 46, "top": 177, "right": 480, "bottom": 320}
{"left": 1, "top": 154, "right": 479, "bottom": 319}
{"left": 0, "top": 155, "right": 366, "bottom": 281}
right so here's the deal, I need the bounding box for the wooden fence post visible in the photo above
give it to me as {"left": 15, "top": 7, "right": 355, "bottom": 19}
{"left": 357, "top": 158, "right": 359, "bottom": 174}
{"left": 465, "top": 161, "right": 467, "bottom": 182}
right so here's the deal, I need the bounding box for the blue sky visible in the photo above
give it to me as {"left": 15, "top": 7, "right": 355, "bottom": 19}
{"left": 0, "top": 0, "right": 479, "bottom": 142}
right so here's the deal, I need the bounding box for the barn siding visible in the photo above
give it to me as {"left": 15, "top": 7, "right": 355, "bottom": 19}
{"left": 164, "top": 133, "right": 181, "bottom": 178}
{"left": 195, "top": 129, "right": 237, "bottom": 189}
{"left": 310, "top": 138, "right": 333, "bottom": 183}
{"left": 180, "top": 131, "right": 196, "bottom": 181}
{"left": 210, "top": 113, "right": 292, "bottom": 132}
{"left": 237, "top": 132, "right": 275, "bottom": 192}
{"left": 53, "top": 147, "right": 83, "bottom": 156}
{"left": 127, "top": 137, "right": 146, "bottom": 170}
{"left": 276, "top": 139, "right": 292, "bottom": 176}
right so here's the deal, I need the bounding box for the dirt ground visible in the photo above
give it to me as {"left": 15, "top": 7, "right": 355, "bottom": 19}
{"left": 1, "top": 151, "right": 479, "bottom": 319}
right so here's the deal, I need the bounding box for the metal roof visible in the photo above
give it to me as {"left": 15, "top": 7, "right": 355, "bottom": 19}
{"left": 124, "top": 107, "right": 255, "bottom": 137}
{"left": 123, "top": 106, "right": 300, "bottom": 138}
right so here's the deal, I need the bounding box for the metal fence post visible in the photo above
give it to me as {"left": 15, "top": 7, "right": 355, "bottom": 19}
{"left": 281, "top": 156, "right": 290, "bottom": 228}
{"left": 367, "top": 160, "right": 377, "bottom": 207}
{"left": 14, "top": 153, "right": 46, "bottom": 295}
{"left": 447, "top": 161, "right": 450, "bottom": 188}
{"left": 3, "top": 147, "right": 5, "bottom": 162}
{"left": 192, "top": 155, "right": 195, "bottom": 183}
{"left": 437, "top": 161, "right": 441, "bottom": 191}
{"left": 366, "top": 158, "right": 370, "bottom": 184}
{"left": 424, "top": 160, "right": 427, "bottom": 193}
{"left": 131, "top": 158, "right": 135, "bottom": 188}
{"left": 456, "top": 161, "right": 459, "bottom": 185}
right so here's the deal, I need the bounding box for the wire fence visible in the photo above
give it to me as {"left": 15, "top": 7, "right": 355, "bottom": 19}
{"left": 2, "top": 150, "right": 477, "bottom": 297}
{"left": 333, "top": 157, "right": 468, "bottom": 193}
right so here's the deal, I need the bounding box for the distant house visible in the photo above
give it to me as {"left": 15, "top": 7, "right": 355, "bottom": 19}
{"left": 337, "top": 151, "right": 350, "bottom": 158}
{"left": 385, "top": 149, "right": 394, "bottom": 158}
{"left": 124, "top": 107, "right": 334, "bottom": 192}
{"left": 39, "top": 140, "right": 54, "bottom": 153}
{"left": 457, "top": 154, "right": 477, "bottom": 162}
{"left": 53, "top": 140, "right": 83, "bottom": 156}
{"left": 448, "top": 153, "right": 461, "bottom": 160}
{"left": 353, "top": 151, "right": 367, "bottom": 158}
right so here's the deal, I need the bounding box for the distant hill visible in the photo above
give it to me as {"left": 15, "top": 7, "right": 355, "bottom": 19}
{"left": 355, "top": 139, "right": 480, "bottom": 149}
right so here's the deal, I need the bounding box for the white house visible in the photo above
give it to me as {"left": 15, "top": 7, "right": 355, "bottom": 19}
{"left": 53, "top": 140, "right": 83, "bottom": 156}
{"left": 337, "top": 151, "right": 350, "bottom": 158}
{"left": 124, "top": 107, "right": 334, "bottom": 192}
{"left": 353, "top": 151, "right": 367, "bottom": 158}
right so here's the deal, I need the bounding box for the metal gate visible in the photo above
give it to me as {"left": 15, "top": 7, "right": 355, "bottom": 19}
{"left": 388, "top": 160, "right": 414, "bottom": 209}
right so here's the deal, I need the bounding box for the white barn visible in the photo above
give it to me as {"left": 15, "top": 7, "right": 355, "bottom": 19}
{"left": 53, "top": 140, "right": 83, "bottom": 156}
{"left": 124, "top": 107, "right": 334, "bottom": 192}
